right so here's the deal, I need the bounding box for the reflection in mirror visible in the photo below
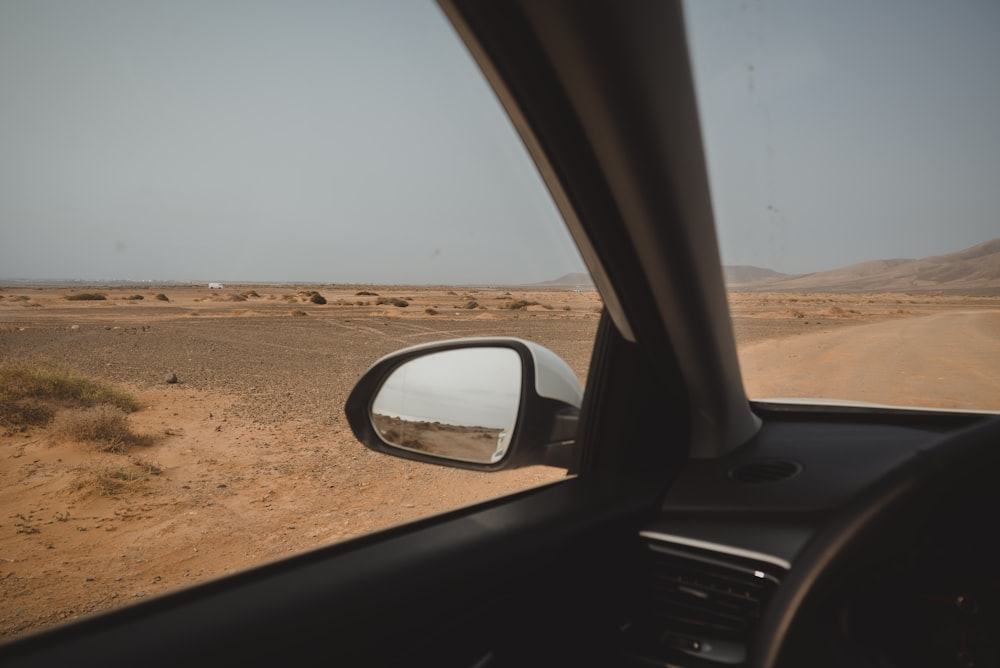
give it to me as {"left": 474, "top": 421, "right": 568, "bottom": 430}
{"left": 371, "top": 348, "right": 522, "bottom": 464}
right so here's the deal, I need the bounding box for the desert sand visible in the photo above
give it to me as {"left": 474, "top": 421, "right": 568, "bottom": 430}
{"left": 1, "top": 284, "right": 997, "bottom": 639}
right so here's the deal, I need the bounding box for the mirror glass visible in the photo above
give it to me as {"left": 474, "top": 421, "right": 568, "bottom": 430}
{"left": 371, "top": 348, "right": 522, "bottom": 464}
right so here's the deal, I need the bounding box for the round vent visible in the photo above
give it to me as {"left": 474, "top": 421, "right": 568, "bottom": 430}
{"left": 728, "top": 459, "right": 802, "bottom": 483}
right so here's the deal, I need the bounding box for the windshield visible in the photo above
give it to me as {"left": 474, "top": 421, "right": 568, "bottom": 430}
{"left": 684, "top": 0, "right": 1000, "bottom": 412}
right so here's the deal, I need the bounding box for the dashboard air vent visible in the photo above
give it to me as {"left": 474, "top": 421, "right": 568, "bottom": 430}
{"left": 618, "top": 540, "right": 784, "bottom": 665}
{"left": 728, "top": 459, "right": 801, "bottom": 483}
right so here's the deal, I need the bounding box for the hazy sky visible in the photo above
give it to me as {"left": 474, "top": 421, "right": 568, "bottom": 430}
{"left": 1, "top": 0, "right": 997, "bottom": 282}
{"left": 685, "top": 0, "right": 1000, "bottom": 273}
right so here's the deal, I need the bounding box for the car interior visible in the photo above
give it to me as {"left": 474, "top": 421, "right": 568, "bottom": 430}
{"left": 1, "top": 1, "right": 997, "bottom": 667}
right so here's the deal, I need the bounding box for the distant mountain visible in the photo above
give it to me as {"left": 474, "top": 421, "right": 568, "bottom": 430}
{"left": 534, "top": 272, "right": 596, "bottom": 287}
{"left": 728, "top": 237, "right": 1000, "bottom": 294}
{"left": 723, "top": 265, "right": 793, "bottom": 285}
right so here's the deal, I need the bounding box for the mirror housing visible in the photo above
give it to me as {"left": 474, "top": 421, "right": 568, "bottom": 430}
{"left": 345, "top": 337, "right": 583, "bottom": 471}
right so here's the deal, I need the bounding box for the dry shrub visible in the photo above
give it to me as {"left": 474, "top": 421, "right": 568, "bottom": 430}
{"left": 290, "top": 310, "right": 308, "bottom": 317}
{"left": 0, "top": 364, "right": 138, "bottom": 412}
{"left": 54, "top": 406, "right": 155, "bottom": 453}
{"left": 154, "top": 293, "right": 170, "bottom": 302}
{"left": 130, "top": 456, "right": 163, "bottom": 476}
{"left": 71, "top": 458, "right": 162, "bottom": 498}
{"left": 310, "top": 293, "right": 327, "bottom": 305}
{"left": 501, "top": 300, "right": 539, "bottom": 310}
{"left": 0, "top": 398, "right": 54, "bottom": 432}
{"left": 376, "top": 297, "right": 409, "bottom": 307}
{"left": 355, "top": 290, "right": 378, "bottom": 296}
{"left": 463, "top": 301, "right": 478, "bottom": 310}
{"left": 65, "top": 293, "right": 106, "bottom": 301}
{"left": 425, "top": 307, "right": 439, "bottom": 315}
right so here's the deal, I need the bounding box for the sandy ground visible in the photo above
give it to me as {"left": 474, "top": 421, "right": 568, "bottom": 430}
{"left": 1, "top": 285, "right": 997, "bottom": 639}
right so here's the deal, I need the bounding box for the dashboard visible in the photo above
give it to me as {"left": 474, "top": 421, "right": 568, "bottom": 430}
{"left": 612, "top": 413, "right": 1000, "bottom": 667}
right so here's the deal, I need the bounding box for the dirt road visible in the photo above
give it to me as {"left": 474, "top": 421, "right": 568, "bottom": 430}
{"left": 739, "top": 310, "right": 1000, "bottom": 410}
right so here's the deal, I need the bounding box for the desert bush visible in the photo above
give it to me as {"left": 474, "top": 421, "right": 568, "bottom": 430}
{"left": 241, "top": 290, "right": 260, "bottom": 298}
{"left": 123, "top": 294, "right": 144, "bottom": 300}
{"left": 0, "top": 364, "right": 138, "bottom": 412}
{"left": 425, "top": 307, "right": 439, "bottom": 315}
{"left": 290, "top": 310, "right": 308, "bottom": 317}
{"left": 71, "top": 458, "right": 162, "bottom": 497}
{"left": 355, "top": 290, "right": 378, "bottom": 296}
{"left": 501, "top": 300, "right": 540, "bottom": 310}
{"left": 376, "top": 297, "right": 409, "bottom": 307}
{"left": 310, "top": 293, "right": 327, "bottom": 305}
{"left": 65, "top": 293, "right": 106, "bottom": 301}
{"left": 0, "top": 398, "right": 54, "bottom": 432}
{"left": 463, "top": 301, "right": 478, "bottom": 310}
{"left": 9, "top": 295, "right": 31, "bottom": 302}
{"left": 54, "top": 405, "right": 155, "bottom": 453}
{"left": 130, "top": 456, "right": 163, "bottom": 476}
{"left": 154, "top": 293, "right": 170, "bottom": 302}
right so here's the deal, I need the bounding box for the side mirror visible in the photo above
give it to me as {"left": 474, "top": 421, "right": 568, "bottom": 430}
{"left": 344, "top": 338, "right": 583, "bottom": 471}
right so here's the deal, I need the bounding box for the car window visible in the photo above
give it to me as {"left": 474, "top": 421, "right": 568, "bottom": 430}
{"left": 0, "top": 0, "right": 600, "bottom": 638}
{"left": 684, "top": 0, "right": 1000, "bottom": 412}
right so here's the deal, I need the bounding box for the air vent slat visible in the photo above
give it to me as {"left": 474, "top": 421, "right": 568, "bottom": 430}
{"left": 619, "top": 540, "right": 785, "bottom": 664}
{"left": 729, "top": 459, "right": 802, "bottom": 483}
